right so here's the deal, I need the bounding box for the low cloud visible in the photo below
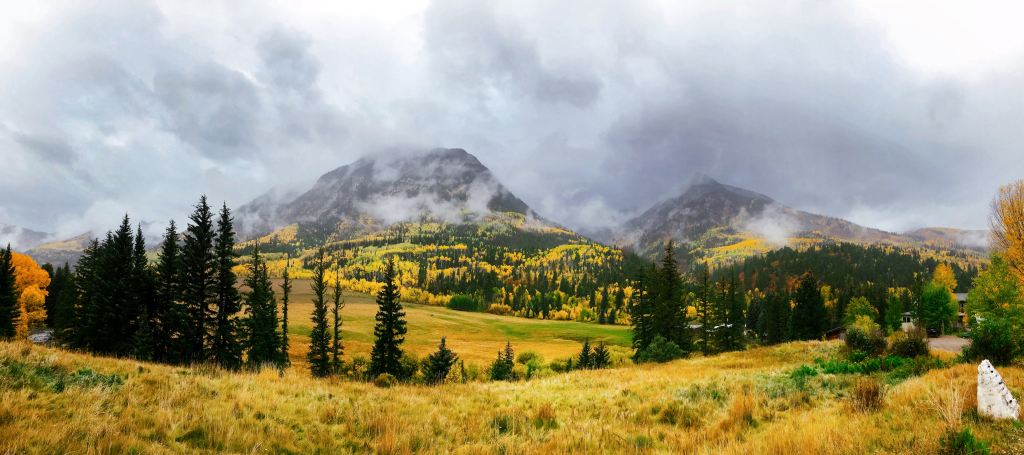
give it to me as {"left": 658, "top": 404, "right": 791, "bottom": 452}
{"left": 739, "top": 205, "right": 800, "bottom": 247}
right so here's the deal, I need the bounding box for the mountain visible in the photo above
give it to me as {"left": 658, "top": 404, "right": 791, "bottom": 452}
{"left": 25, "top": 232, "right": 93, "bottom": 268}
{"left": 238, "top": 148, "right": 542, "bottom": 238}
{"left": 615, "top": 175, "right": 985, "bottom": 265}
{"left": 0, "top": 224, "right": 50, "bottom": 250}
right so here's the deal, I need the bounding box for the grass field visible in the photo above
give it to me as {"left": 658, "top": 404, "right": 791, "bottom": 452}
{"left": 279, "top": 279, "right": 632, "bottom": 369}
{"left": 2, "top": 340, "right": 1023, "bottom": 454}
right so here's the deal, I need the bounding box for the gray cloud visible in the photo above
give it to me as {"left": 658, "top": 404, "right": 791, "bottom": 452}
{"left": 1, "top": 0, "right": 1023, "bottom": 240}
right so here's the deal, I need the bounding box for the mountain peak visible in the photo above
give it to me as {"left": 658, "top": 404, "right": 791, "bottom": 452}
{"left": 239, "top": 148, "right": 537, "bottom": 236}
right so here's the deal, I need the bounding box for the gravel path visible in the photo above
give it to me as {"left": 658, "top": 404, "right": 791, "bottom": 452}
{"left": 929, "top": 335, "right": 969, "bottom": 353}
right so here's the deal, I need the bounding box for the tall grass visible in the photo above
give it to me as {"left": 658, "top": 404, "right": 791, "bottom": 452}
{"left": 0, "top": 340, "right": 1021, "bottom": 454}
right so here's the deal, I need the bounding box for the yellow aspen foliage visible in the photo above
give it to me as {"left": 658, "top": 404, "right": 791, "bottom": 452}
{"left": 931, "top": 263, "right": 957, "bottom": 293}
{"left": 992, "top": 180, "right": 1024, "bottom": 285}
{"left": 10, "top": 252, "right": 50, "bottom": 338}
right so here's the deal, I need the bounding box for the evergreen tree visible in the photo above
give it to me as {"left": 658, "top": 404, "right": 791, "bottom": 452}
{"left": 368, "top": 258, "right": 407, "bottom": 378}
{"left": 0, "top": 245, "right": 18, "bottom": 339}
{"left": 101, "top": 216, "right": 137, "bottom": 354}
{"left": 423, "top": 336, "right": 459, "bottom": 385}
{"left": 629, "top": 264, "right": 656, "bottom": 359}
{"left": 131, "top": 224, "right": 155, "bottom": 360}
{"left": 280, "top": 254, "right": 292, "bottom": 367}
{"left": 244, "top": 243, "right": 281, "bottom": 368}
{"left": 591, "top": 342, "right": 611, "bottom": 369}
{"left": 696, "top": 266, "right": 713, "bottom": 355}
{"left": 331, "top": 266, "right": 345, "bottom": 373}
{"left": 791, "top": 272, "right": 827, "bottom": 340}
{"left": 651, "top": 241, "right": 692, "bottom": 354}
{"left": 598, "top": 287, "right": 609, "bottom": 324}
{"left": 51, "top": 263, "right": 76, "bottom": 339}
{"left": 181, "top": 196, "right": 216, "bottom": 362}
{"left": 307, "top": 250, "right": 332, "bottom": 377}
{"left": 714, "top": 272, "right": 745, "bottom": 352}
{"left": 211, "top": 203, "right": 242, "bottom": 370}
{"left": 489, "top": 341, "right": 515, "bottom": 381}
{"left": 610, "top": 288, "right": 624, "bottom": 325}
{"left": 576, "top": 338, "right": 593, "bottom": 369}
{"left": 154, "top": 221, "right": 183, "bottom": 363}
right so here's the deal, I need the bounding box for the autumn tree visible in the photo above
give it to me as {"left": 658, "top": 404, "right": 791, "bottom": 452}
{"left": 992, "top": 180, "right": 1024, "bottom": 285}
{"left": 844, "top": 296, "right": 878, "bottom": 326}
{"left": 10, "top": 251, "right": 50, "bottom": 338}
{"left": 0, "top": 245, "right": 18, "bottom": 339}
{"left": 368, "top": 257, "right": 407, "bottom": 379}
{"left": 932, "top": 263, "right": 958, "bottom": 293}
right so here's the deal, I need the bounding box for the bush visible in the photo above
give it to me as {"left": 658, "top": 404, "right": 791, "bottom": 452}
{"left": 373, "top": 373, "right": 397, "bottom": 388}
{"left": 845, "top": 316, "right": 886, "bottom": 356}
{"left": 851, "top": 376, "right": 884, "bottom": 412}
{"left": 939, "top": 428, "right": 990, "bottom": 455}
{"left": 635, "top": 336, "right": 685, "bottom": 363}
{"left": 447, "top": 295, "right": 481, "bottom": 312}
{"left": 486, "top": 303, "right": 512, "bottom": 315}
{"left": 888, "top": 329, "right": 930, "bottom": 358}
{"left": 963, "top": 319, "right": 1018, "bottom": 366}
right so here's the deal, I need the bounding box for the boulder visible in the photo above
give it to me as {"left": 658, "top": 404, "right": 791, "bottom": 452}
{"left": 978, "top": 359, "right": 1020, "bottom": 420}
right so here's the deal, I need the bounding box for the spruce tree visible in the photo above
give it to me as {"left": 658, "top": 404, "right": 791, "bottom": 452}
{"left": 211, "top": 203, "right": 243, "bottom": 370}
{"left": 423, "top": 336, "right": 459, "bottom": 385}
{"left": 591, "top": 342, "right": 611, "bottom": 369}
{"left": 598, "top": 287, "right": 609, "bottom": 324}
{"left": 489, "top": 341, "right": 515, "bottom": 381}
{"left": 610, "top": 288, "right": 624, "bottom": 325}
{"left": 696, "top": 266, "right": 713, "bottom": 355}
{"left": 307, "top": 250, "right": 332, "bottom": 377}
{"left": 279, "top": 254, "right": 292, "bottom": 367}
{"left": 0, "top": 245, "right": 18, "bottom": 339}
{"left": 244, "top": 242, "right": 281, "bottom": 369}
{"left": 791, "top": 272, "right": 826, "bottom": 340}
{"left": 181, "top": 196, "right": 216, "bottom": 362}
{"left": 576, "top": 338, "right": 592, "bottom": 369}
{"left": 629, "top": 264, "right": 656, "bottom": 358}
{"left": 51, "top": 263, "right": 76, "bottom": 339}
{"left": 131, "top": 224, "right": 155, "bottom": 360}
{"left": 331, "top": 266, "right": 345, "bottom": 373}
{"left": 101, "top": 216, "right": 137, "bottom": 355}
{"left": 368, "top": 258, "right": 407, "bottom": 379}
{"left": 154, "top": 221, "right": 183, "bottom": 363}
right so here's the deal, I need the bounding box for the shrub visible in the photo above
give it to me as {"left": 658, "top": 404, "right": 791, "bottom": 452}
{"left": 373, "top": 373, "right": 397, "bottom": 388}
{"left": 486, "top": 303, "right": 512, "bottom": 315}
{"left": 888, "top": 329, "right": 929, "bottom": 358}
{"left": 635, "top": 336, "right": 684, "bottom": 363}
{"left": 790, "top": 364, "right": 818, "bottom": 390}
{"left": 447, "top": 295, "right": 481, "bottom": 312}
{"left": 846, "top": 316, "right": 886, "bottom": 356}
{"left": 851, "top": 376, "right": 884, "bottom": 412}
{"left": 963, "top": 318, "right": 1018, "bottom": 366}
{"left": 939, "top": 428, "right": 991, "bottom": 455}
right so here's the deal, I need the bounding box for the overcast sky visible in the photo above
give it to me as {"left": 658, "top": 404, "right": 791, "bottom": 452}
{"left": 2, "top": 0, "right": 1024, "bottom": 242}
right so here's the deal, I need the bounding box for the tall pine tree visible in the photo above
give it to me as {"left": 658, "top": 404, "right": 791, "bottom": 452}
{"left": 244, "top": 242, "right": 281, "bottom": 369}
{"left": 211, "top": 203, "right": 242, "bottom": 370}
{"left": 331, "top": 266, "right": 345, "bottom": 373}
{"left": 307, "top": 250, "right": 332, "bottom": 377}
{"left": 154, "top": 221, "right": 183, "bottom": 363}
{"left": 368, "top": 257, "right": 407, "bottom": 379}
{"left": 791, "top": 272, "right": 826, "bottom": 340}
{"left": 181, "top": 196, "right": 216, "bottom": 363}
{"left": 280, "top": 254, "right": 292, "bottom": 367}
{"left": 0, "top": 245, "right": 18, "bottom": 339}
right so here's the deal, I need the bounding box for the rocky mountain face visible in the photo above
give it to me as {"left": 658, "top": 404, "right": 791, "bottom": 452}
{"left": 25, "top": 232, "right": 92, "bottom": 268}
{"left": 238, "top": 148, "right": 540, "bottom": 237}
{"left": 614, "top": 175, "right": 980, "bottom": 260}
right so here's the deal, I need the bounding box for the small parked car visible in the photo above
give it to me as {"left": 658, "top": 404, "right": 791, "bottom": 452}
{"left": 926, "top": 327, "right": 941, "bottom": 338}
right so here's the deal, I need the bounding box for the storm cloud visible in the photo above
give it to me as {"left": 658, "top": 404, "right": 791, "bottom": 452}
{"left": 1, "top": 0, "right": 1023, "bottom": 246}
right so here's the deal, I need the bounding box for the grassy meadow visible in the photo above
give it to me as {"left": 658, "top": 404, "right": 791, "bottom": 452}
{"left": 2, "top": 340, "right": 1023, "bottom": 453}
{"left": 279, "top": 279, "right": 632, "bottom": 368}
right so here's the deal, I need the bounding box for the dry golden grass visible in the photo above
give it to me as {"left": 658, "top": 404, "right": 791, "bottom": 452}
{"left": 2, "top": 339, "right": 1024, "bottom": 454}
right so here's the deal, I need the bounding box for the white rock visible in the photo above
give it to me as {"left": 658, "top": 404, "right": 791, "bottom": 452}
{"left": 978, "top": 359, "right": 1020, "bottom": 420}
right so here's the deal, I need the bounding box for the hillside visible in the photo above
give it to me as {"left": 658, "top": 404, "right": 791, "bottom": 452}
{"left": 2, "top": 340, "right": 1019, "bottom": 453}
{"left": 0, "top": 224, "right": 49, "bottom": 250}
{"left": 614, "top": 175, "right": 987, "bottom": 268}
{"left": 233, "top": 148, "right": 640, "bottom": 320}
